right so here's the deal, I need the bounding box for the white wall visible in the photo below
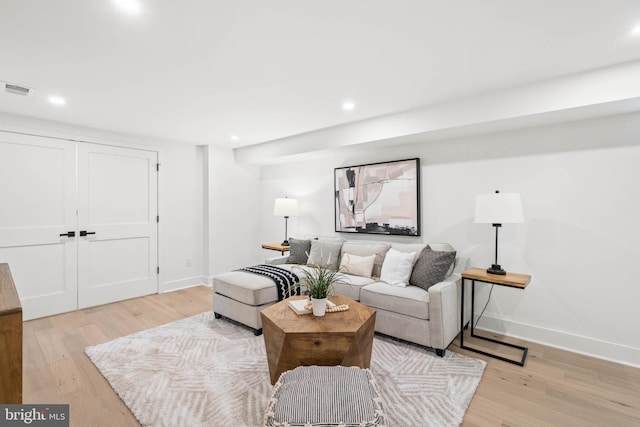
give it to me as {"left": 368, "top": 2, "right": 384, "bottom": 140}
{"left": 0, "top": 113, "right": 206, "bottom": 294}
{"left": 204, "top": 146, "right": 262, "bottom": 279}
{"left": 257, "top": 112, "right": 640, "bottom": 367}
{"left": 158, "top": 143, "right": 204, "bottom": 291}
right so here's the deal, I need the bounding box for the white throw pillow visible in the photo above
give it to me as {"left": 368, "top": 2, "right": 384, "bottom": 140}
{"left": 380, "top": 248, "right": 416, "bottom": 287}
{"left": 339, "top": 253, "right": 376, "bottom": 278}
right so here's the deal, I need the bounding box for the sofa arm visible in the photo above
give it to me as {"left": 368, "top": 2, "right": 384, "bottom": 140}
{"left": 265, "top": 255, "right": 289, "bottom": 265}
{"left": 428, "top": 280, "right": 461, "bottom": 351}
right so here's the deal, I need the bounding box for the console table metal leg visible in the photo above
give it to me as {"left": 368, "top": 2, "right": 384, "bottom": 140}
{"left": 471, "top": 279, "right": 476, "bottom": 336}
{"left": 460, "top": 277, "right": 528, "bottom": 366}
{"left": 460, "top": 278, "right": 465, "bottom": 349}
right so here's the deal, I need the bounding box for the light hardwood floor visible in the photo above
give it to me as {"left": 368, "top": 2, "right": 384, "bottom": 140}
{"left": 22, "top": 286, "right": 640, "bottom": 426}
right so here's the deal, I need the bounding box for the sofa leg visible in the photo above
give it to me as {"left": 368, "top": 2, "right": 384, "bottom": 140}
{"left": 435, "top": 348, "right": 445, "bottom": 357}
{"left": 254, "top": 328, "right": 263, "bottom": 336}
{"left": 214, "top": 312, "right": 222, "bottom": 319}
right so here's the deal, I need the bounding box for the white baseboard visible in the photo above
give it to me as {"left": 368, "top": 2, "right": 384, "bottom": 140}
{"left": 160, "top": 276, "right": 210, "bottom": 293}
{"left": 475, "top": 314, "right": 640, "bottom": 369}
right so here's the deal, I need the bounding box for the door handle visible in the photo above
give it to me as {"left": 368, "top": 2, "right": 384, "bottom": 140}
{"left": 59, "top": 231, "right": 75, "bottom": 237}
{"left": 80, "top": 230, "right": 96, "bottom": 237}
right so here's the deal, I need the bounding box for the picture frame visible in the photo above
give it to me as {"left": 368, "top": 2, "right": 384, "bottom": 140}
{"left": 334, "top": 158, "right": 420, "bottom": 236}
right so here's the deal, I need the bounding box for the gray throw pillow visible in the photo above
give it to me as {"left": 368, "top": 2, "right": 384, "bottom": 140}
{"left": 409, "top": 245, "right": 456, "bottom": 290}
{"left": 287, "top": 238, "right": 311, "bottom": 264}
{"left": 307, "top": 239, "right": 344, "bottom": 270}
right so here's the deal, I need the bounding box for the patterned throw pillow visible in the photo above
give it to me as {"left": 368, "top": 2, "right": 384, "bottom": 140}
{"left": 286, "top": 238, "right": 311, "bottom": 264}
{"left": 409, "top": 245, "right": 456, "bottom": 290}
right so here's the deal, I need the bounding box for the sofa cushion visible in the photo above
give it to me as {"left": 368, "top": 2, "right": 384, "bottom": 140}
{"left": 287, "top": 238, "right": 311, "bottom": 264}
{"left": 379, "top": 248, "right": 416, "bottom": 287}
{"left": 339, "top": 253, "right": 376, "bottom": 277}
{"left": 339, "top": 241, "right": 391, "bottom": 277}
{"left": 307, "top": 239, "right": 343, "bottom": 269}
{"left": 333, "top": 274, "right": 377, "bottom": 301}
{"left": 360, "top": 282, "right": 429, "bottom": 320}
{"left": 409, "top": 246, "right": 457, "bottom": 290}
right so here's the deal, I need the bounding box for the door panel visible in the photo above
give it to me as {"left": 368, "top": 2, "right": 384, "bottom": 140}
{"left": 87, "top": 152, "right": 151, "bottom": 225}
{"left": 0, "top": 132, "right": 77, "bottom": 319}
{"left": 0, "top": 243, "right": 76, "bottom": 316}
{"left": 77, "top": 143, "right": 158, "bottom": 308}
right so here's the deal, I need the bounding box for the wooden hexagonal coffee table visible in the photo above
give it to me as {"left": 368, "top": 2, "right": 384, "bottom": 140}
{"left": 260, "top": 295, "right": 376, "bottom": 384}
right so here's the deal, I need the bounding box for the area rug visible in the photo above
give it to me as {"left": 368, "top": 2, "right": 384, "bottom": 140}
{"left": 85, "top": 312, "right": 485, "bottom": 427}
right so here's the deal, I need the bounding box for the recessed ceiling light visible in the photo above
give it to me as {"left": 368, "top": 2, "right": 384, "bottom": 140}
{"left": 631, "top": 23, "right": 640, "bottom": 35}
{"left": 230, "top": 135, "right": 239, "bottom": 141}
{"left": 48, "top": 96, "right": 66, "bottom": 106}
{"left": 114, "top": 0, "right": 141, "bottom": 15}
{"left": 342, "top": 101, "right": 355, "bottom": 111}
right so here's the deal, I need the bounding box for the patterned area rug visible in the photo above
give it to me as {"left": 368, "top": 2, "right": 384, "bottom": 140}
{"left": 85, "top": 312, "right": 485, "bottom": 427}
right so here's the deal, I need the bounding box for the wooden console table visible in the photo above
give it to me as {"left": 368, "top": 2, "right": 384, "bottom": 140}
{"left": 460, "top": 267, "right": 531, "bottom": 366}
{"left": 0, "top": 263, "right": 22, "bottom": 403}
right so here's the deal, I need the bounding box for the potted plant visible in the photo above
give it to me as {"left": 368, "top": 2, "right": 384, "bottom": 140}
{"left": 295, "top": 262, "right": 346, "bottom": 316}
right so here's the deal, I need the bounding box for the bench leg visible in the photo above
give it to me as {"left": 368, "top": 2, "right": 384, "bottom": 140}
{"left": 214, "top": 312, "right": 222, "bottom": 319}
{"left": 254, "top": 328, "right": 263, "bottom": 336}
{"left": 435, "top": 348, "right": 445, "bottom": 357}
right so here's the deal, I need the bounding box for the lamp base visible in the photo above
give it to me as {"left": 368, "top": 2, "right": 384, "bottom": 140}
{"left": 487, "top": 264, "right": 506, "bottom": 275}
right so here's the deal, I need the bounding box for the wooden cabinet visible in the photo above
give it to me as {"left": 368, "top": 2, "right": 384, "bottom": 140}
{"left": 0, "top": 263, "right": 22, "bottom": 403}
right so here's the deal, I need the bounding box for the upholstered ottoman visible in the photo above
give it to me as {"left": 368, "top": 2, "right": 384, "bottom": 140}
{"left": 264, "top": 366, "right": 386, "bottom": 427}
{"left": 212, "top": 266, "right": 298, "bottom": 335}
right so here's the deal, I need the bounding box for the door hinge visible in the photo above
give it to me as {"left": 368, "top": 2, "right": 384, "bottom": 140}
{"left": 156, "top": 215, "right": 159, "bottom": 223}
{"left": 156, "top": 163, "right": 160, "bottom": 171}
{"left": 157, "top": 266, "right": 160, "bottom": 274}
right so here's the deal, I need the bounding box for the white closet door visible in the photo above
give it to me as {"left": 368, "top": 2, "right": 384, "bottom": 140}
{"left": 0, "top": 132, "right": 78, "bottom": 320}
{"left": 77, "top": 143, "right": 158, "bottom": 308}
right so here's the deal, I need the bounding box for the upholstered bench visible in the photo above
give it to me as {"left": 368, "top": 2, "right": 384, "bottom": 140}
{"left": 264, "top": 366, "right": 386, "bottom": 427}
{"left": 212, "top": 266, "right": 298, "bottom": 335}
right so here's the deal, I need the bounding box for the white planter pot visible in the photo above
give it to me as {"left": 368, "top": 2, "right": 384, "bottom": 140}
{"left": 311, "top": 297, "right": 327, "bottom": 316}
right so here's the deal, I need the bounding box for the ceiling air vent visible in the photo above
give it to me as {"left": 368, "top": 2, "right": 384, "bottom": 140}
{"left": 2, "top": 82, "right": 33, "bottom": 96}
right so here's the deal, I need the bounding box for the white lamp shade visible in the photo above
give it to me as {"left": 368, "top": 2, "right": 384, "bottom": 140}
{"left": 474, "top": 192, "right": 524, "bottom": 224}
{"left": 273, "top": 198, "right": 298, "bottom": 217}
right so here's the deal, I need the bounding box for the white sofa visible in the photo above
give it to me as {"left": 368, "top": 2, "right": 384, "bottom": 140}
{"left": 212, "top": 238, "right": 470, "bottom": 356}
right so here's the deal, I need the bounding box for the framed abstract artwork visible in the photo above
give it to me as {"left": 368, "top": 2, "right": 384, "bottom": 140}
{"left": 334, "top": 158, "right": 420, "bottom": 236}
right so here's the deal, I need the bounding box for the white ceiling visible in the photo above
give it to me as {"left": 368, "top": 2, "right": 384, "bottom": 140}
{"left": 1, "top": 0, "right": 640, "bottom": 149}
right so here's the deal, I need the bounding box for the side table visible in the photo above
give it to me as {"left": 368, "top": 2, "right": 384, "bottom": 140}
{"left": 460, "top": 267, "right": 531, "bottom": 366}
{"left": 261, "top": 243, "right": 290, "bottom": 256}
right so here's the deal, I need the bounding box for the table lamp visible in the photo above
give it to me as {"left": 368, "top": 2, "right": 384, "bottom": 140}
{"left": 273, "top": 197, "right": 298, "bottom": 246}
{"left": 474, "top": 190, "right": 523, "bottom": 275}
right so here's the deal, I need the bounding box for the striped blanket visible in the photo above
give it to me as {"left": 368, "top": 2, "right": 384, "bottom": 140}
{"left": 238, "top": 264, "right": 300, "bottom": 301}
